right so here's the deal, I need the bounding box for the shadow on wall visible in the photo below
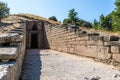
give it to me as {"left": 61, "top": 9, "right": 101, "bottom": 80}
{"left": 0, "top": 22, "right": 13, "bottom": 27}
{"left": 19, "top": 49, "right": 42, "bottom": 80}
{"left": 43, "top": 23, "right": 50, "bottom": 49}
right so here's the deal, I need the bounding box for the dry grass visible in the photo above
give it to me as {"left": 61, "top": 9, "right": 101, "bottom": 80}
{"left": 13, "top": 13, "right": 61, "bottom": 25}
{"left": 80, "top": 27, "right": 120, "bottom": 36}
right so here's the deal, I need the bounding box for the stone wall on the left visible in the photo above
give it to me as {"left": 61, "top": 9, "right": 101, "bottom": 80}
{"left": 0, "top": 22, "right": 26, "bottom": 80}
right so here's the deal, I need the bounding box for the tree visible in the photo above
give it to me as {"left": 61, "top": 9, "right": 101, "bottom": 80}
{"left": 68, "top": 9, "right": 79, "bottom": 25}
{"left": 112, "top": 0, "right": 120, "bottom": 31}
{"left": 63, "top": 9, "right": 92, "bottom": 28}
{"left": 100, "top": 14, "right": 106, "bottom": 28}
{"left": 48, "top": 16, "right": 58, "bottom": 21}
{"left": 76, "top": 19, "right": 85, "bottom": 26}
{"left": 82, "top": 21, "right": 92, "bottom": 28}
{"left": 104, "top": 14, "right": 112, "bottom": 30}
{"left": 0, "top": 1, "right": 10, "bottom": 22}
{"left": 63, "top": 18, "right": 71, "bottom": 25}
{"left": 63, "top": 9, "right": 79, "bottom": 25}
{"left": 93, "top": 19, "right": 99, "bottom": 29}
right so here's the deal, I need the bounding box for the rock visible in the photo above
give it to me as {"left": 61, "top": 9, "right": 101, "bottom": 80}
{"left": 91, "top": 68, "right": 96, "bottom": 70}
{"left": 78, "top": 31, "right": 87, "bottom": 37}
{"left": 91, "top": 76, "right": 101, "bottom": 80}
{"left": 84, "top": 77, "right": 89, "bottom": 80}
{"left": 113, "top": 74, "right": 120, "bottom": 78}
{"left": 0, "top": 46, "right": 18, "bottom": 60}
{"left": 103, "top": 36, "right": 119, "bottom": 42}
{"left": 88, "top": 33, "right": 100, "bottom": 36}
{"left": 0, "top": 33, "right": 22, "bottom": 45}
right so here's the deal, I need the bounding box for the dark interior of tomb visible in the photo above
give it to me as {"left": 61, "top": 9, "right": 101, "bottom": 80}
{"left": 31, "top": 33, "right": 38, "bottom": 48}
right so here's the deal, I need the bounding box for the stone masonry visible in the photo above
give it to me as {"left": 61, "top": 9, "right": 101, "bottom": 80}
{"left": 1, "top": 14, "right": 120, "bottom": 80}
{"left": 45, "top": 24, "right": 120, "bottom": 63}
{"left": 0, "top": 22, "right": 26, "bottom": 80}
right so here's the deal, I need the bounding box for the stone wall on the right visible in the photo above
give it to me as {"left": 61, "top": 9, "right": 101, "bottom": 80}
{"left": 45, "top": 24, "right": 120, "bottom": 63}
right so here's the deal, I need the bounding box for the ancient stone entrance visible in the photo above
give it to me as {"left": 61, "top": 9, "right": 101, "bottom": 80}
{"left": 26, "top": 21, "right": 45, "bottom": 49}
{"left": 31, "top": 33, "right": 38, "bottom": 48}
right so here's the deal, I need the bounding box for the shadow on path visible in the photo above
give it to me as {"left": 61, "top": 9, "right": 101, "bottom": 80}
{"left": 19, "top": 49, "right": 42, "bottom": 80}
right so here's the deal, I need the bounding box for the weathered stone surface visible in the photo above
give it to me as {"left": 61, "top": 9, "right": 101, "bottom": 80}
{"left": 97, "top": 46, "right": 111, "bottom": 59}
{"left": 45, "top": 22, "right": 120, "bottom": 65}
{"left": 0, "top": 33, "right": 22, "bottom": 44}
{"left": 87, "top": 41, "right": 96, "bottom": 45}
{"left": 87, "top": 40, "right": 104, "bottom": 46}
{"left": 67, "top": 47, "right": 74, "bottom": 54}
{"left": 103, "top": 36, "right": 119, "bottom": 42}
{"left": 0, "top": 62, "right": 16, "bottom": 80}
{"left": 113, "top": 54, "right": 120, "bottom": 62}
{"left": 0, "top": 47, "right": 18, "bottom": 60}
{"left": 111, "top": 46, "right": 120, "bottom": 54}
{"left": 104, "top": 41, "right": 120, "bottom": 46}
{"left": 88, "top": 36, "right": 103, "bottom": 41}
{"left": 97, "top": 41, "right": 104, "bottom": 46}
{"left": 0, "top": 41, "right": 25, "bottom": 80}
{"left": 79, "top": 36, "right": 88, "bottom": 41}
{"left": 79, "top": 41, "right": 87, "bottom": 45}
{"left": 78, "top": 31, "right": 87, "bottom": 37}
{"left": 74, "top": 45, "right": 98, "bottom": 58}
{"left": 88, "top": 33, "right": 100, "bottom": 36}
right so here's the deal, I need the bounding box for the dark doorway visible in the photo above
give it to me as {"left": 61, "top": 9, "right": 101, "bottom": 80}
{"left": 32, "top": 23, "right": 38, "bottom": 30}
{"left": 31, "top": 33, "right": 38, "bottom": 48}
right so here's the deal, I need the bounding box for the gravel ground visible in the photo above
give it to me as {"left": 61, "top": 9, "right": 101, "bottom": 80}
{"left": 20, "top": 49, "right": 120, "bottom": 80}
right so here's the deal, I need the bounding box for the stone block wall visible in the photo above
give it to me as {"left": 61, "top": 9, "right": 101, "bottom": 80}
{"left": 0, "top": 23, "right": 26, "bottom": 80}
{"left": 45, "top": 24, "right": 120, "bottom": 63}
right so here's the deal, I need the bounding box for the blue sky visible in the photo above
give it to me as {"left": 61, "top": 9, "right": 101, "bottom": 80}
{"left": 1, "top": 0, "right": 116, "bottom": 22}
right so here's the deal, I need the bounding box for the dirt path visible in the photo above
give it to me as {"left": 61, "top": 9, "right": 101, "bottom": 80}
{"left": 20, "top": 49, "right": 120, "bottom": 80}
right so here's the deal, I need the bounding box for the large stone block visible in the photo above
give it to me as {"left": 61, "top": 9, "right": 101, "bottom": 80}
{"left": 67, "top": 47, "right": 74, "bottom": 54}
{"left": 88, "top": 33, "right": 100, "bottom": 36}
{"left": 113, "top": 54, "right": 120, "bottom": 62}
{"left": 87, "top": 41, "right": 96, "bottom": 45}
{"left": 96, "top": 41, "right": 104, "bottom": 46}
{"left": 87, "top": 40, "right": 104, "bottom": 46}
{"left": 79, "top": 36, "right": 88, "bottom": 41}
{"left": 78, "top": 41, "right": 87, "bottom": 45}
{"left": 111, "top": 46, "right": 120, "bottom": 54}
{"left": 0, "top": 62, "right": 16, "bottom": 80}
{"left": 77, "top": 31, "right": 87, "bottom": 37}
{"left": 97, "top": 46, "right": 111, "bottom": 59}
{"left": 74, "top": 45, "right": 98, "bottom": 58}
{"left": 0, "top": 46, "right": 18, "bottom": 60}
{"left": 0, "top": 33, "right": 22, "bottom": 44}
{"left": 103, "top": 36, "right": 119, "bottom": 42}
{"left": 88, "top": 36, "right": 103, "bottom": 41}
{"left": 104, "top": 41, "right": 120, "bottom": 46}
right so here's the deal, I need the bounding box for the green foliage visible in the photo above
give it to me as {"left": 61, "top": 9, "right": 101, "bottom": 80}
{"left": 93, "top": 19, "right": 99, "bottom": 29}
{"left": 63, "top": 9, "right": 92, "bottom": 28}
{"left": 81, "top": 21, "right": 92, "bottom": 28}
{"left": 63, "top": 0, "right": 120, "bottom": 32}
{"left": 68, "top": 9, "right": 79, "bottom": 25}
{"left": 97, "top": 26, "right": 105, "bottom": 30}
{"left": 100, "top": 14, "right": 106, "bottom": 27}
{"left": 111, "top": 0, "right": 120, "bottom": 31}
{"left": 76, "top": 19, "right": 85, "bottom": 26}
{"left": 0, "top": 1, "right": 10, "bottom": 22}
{"left": 48, "top": 16, "right": 58, "bottom": 21}
{"left": 99, "top": 14, "right": 112, "bottom": 30}
{"left": 63, "top": 9, "right": 79, "bottom": 25}
{"left": 63, "top": 18, "right": 71, "bottom": 25}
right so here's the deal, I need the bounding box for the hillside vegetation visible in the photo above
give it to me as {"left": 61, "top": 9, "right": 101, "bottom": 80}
{"left": 15, "top": 13, "right": 61, "bottom": 25}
